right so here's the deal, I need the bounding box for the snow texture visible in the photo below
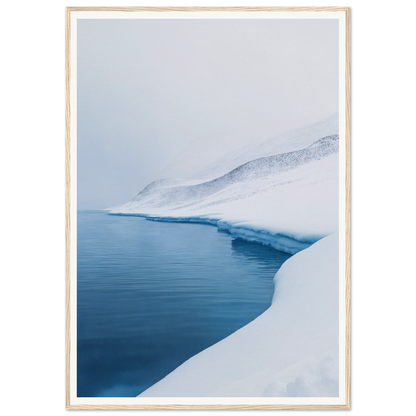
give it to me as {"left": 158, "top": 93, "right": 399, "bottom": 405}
{"left": 110, "top": 115, "right": 340, "bottom": 397}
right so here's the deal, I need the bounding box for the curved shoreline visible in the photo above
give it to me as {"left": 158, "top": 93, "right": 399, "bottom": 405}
{"left": 107, "top": 211, "right": 338, "bottom": 397}
{"left": 138, "top": 232, "right": 339, "bottom": 397}
{"left": 108, "top": 212, "right": 317, "bottom": 255}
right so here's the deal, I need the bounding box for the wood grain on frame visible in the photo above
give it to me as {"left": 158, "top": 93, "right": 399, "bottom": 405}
{"left": 66, "top": 6, "right": 349, "bottom": 12}
{"left": 65, "top": 7, "right": 351, "bottom": 409}
{"left": 66, "top": 404, "right": 349, "bottom": 410}
{"left": 65, "top": 6, "right": 71, "bottom": 411}
{"left": 345, "top": 6, "right": 351, "bottom": 411}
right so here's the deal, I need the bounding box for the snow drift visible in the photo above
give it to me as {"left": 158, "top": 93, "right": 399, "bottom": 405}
{"left": 139, "top": 233, "right": 339, "bottom": 397}
{"left": 110, "top": 115, "right": 340, "bottom": 397}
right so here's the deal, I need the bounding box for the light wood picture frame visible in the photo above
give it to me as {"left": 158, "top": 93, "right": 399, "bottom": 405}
{"left": 62, "top": 3, "right": 356, "bottom": 414}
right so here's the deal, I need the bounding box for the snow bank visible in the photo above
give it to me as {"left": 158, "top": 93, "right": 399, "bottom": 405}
{"left": 220, "top": 224, "right": 312, "bottom": 255}
{"left": 139, "top": 233, "right": 339, "bottom": 397}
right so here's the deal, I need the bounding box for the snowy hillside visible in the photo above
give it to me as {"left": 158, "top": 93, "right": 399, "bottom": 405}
{"left": 110, "top": 132, "right": 339, "bottom": 253}
{"left": 115, "top": 134, "right": 337, "bottom": 212}
{"left": 110, "top": 116, "right": 341, "bottom": 398}
{"left": 160, "top": 113, "right": 338, "bottom": 180}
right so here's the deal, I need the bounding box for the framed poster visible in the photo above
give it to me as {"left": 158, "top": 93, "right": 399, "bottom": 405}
{"left": 66, "top": 7, "right": 350, "bottom": 409}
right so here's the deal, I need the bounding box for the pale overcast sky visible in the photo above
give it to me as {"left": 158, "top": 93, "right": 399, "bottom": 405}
{"left": 77, "top": 18, "right": 338, "bottom": 209}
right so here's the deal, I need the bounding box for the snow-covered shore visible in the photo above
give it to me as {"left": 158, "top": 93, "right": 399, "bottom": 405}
{"left": 110, "top": 118, "right": 340, "bottom": 397}
{"left": 139, "top": 233, "right": 339, "bottom": 397}
{"left": 109, "top": 213, "right": 315, "bottom": 255}
{"left": 110, "top": 137, "right": 339, "bottom": 255}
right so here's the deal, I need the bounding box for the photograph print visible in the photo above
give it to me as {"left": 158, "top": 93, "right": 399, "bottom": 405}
{"left": 66, "top": 7, "right": 350, "bottom": 409}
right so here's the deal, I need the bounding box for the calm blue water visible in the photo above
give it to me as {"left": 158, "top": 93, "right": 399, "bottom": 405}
{"left": 77, "top": 210, "right": 291, "bottom": 397}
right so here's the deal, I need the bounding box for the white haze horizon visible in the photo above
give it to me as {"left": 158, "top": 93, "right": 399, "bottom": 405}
{"left": 77, "top": 18, "right": 339, "bottom": 210}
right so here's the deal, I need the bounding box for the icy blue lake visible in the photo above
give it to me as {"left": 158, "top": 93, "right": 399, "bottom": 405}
{"left": 77, "top": 210, "right": 291, "bottom": 397}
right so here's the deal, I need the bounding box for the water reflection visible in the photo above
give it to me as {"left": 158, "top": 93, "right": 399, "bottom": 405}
{"left": 231, "top": 237, "right": 292, "bottom": 271}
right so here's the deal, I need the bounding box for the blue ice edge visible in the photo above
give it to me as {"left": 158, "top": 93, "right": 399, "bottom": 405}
{"left": 108, "top": 212, "right": 321, "bottom": 255}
